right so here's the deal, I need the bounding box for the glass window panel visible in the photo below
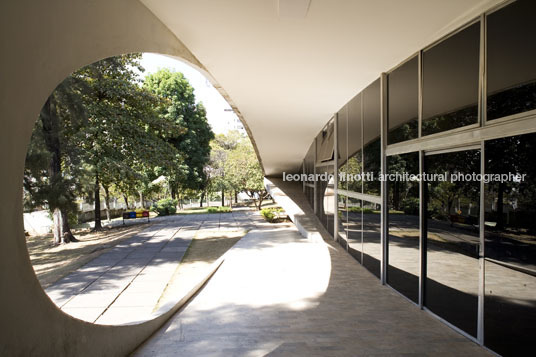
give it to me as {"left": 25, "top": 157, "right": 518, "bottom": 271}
{"left": 363, "top": 79, "right": 381, "bottom": 196}
{"left": 425, "top": 149, "right": 480, "bottom": 337}
{"left": 317, "top": 121, "right": 334, "bottom": 162}
{"left": 316, "top": 164, "right": 334, "bottom": 235}
{"left": 324, "top": 175, "right": 335, "bottom": 235}
{"left": 363, "top": 139, "right": 381, "bottom": 196}
{"left": 304, "top": 141, "right": 315, "bottom": 208}
{"left": 316, "top": 166, "right": 327, "bottom": 226}
{"left": 337, "top": 193, "right": 348, "bottom": 250}
{"left": 346, "top": 155, "right": 362, "bottom": 194}
{"left": 347, "top": 92, "right": 363, "bottom": 194}
{"left": 336, "top": 99, "right": 350, "bottom": 244}
{"left": 362, "top": 200, "right": 381, "bottom": 278}
{"left": 487, "top": 0, "right": 536, "bottom": 121}
{"left": 337, "top": 105, "right": 348, "bottom": 168}
{"left": 484, "top": 133, "right": 536, "bottom": 355}
{"left": 387, "top": 152, "right": 420, "bottom": 303}
{"left": 422, "top": 23, "right": 480, "bottom": 136}
{"left": 388, "top": 57, "right": 419, "bottom": 144}
{"left": 348, "top": 93, "right": 362, "bottom": 159}
{"left": 347, "top": 197, "right": 363, "bottom": 264}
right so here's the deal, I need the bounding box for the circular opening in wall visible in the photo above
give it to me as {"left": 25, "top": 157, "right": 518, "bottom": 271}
{"left": 23, "top": 53, "right": 255, "bottom": 325}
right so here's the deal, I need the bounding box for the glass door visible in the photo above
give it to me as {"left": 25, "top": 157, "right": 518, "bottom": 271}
{"left": 424, "top": 148, "right": 481, "bottom": 337}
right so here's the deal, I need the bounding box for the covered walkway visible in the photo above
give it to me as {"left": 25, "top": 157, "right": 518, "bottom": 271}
{"left": 134, "top": 181, "right": 491, "bottom": 356}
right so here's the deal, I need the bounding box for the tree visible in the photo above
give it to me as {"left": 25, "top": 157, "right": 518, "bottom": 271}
{"left": 24, "top": 75, "right": 88, "bottom": 244}
{"left": 225, "top": 139, "right": 268, "bottom": 210}
{"left": 144, "top": 69, "right": 214, "bottom": 201}
{"left": 204, "top": 131, "right": 243, "bottom": 207}
{"left": 75, "top": 55, "right": 182, "bottom": 231}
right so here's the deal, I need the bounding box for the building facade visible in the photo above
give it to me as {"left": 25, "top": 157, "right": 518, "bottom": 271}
{"left": 304, "top": 1, "right": 535, "bottom": 355}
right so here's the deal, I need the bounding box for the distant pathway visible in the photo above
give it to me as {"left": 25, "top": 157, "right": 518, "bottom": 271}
{"left": 45, "top": 208, "right": 262, "bottom": 325}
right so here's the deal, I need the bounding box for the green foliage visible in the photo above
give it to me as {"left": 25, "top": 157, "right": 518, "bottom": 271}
{"left": 346, "top": 156, "right": 363, "bottom": 193}
{"left": 202, "top": 130, "right": 265, "bottom": 209}
{"left": 207, "top": 206, "right": 232, "bottom": 213}
{"left": 23, "top": 54, "right": 253, "bottom": 240}
{"left": 144, "top": 69, "right": 214, "bottom": 195}
{"left": 347, "top": 206, "right": 374, "bottom": 214}
{"left": 401, "top": 197, "right": 419, "bottom": 215}
{"left": 152, "top": 198, "right": 178, "bottom": 216}
{"left": 261, "top": 207, "right": 283, "bottom": 223}
{"left": 224, "top": 139, "right": 268, "bottom": 209}
{"left": 76, "top": 54, "right": 182, "bottom": 184}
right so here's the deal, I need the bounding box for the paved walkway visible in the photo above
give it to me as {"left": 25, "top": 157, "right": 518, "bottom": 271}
{"left": 45, "top": 209, "right": 262, "bottom": 325}
{"left": 134, "top": 181, "right": 492, "bottom": 356}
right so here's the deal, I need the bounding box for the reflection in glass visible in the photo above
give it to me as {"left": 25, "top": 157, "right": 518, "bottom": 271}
{"left": 337, "top": 193, "right": 348, "bottom": 250}
{"left": 324, "top": 175, "right": 335, "bottom": 236}
{"left": 387, "top": 152, "right": 420, "bottom": 302}
{"left": 304, "top": 142, "right": 315, "bottom": 208}
{"left": 362, "top": 200, "right": 381, "bottom": 278}
{"left": 422, "top": 23, "right": 480, "bottom": 136}
{"left": 363, "top": 79, "right": 381, "bottom": 196}
{"left": 337, "top": 107, "right": 348, "bottom": 246}
{"left": 348, "top": 93, "right": 362, "bottom": 160}
{"left": 487, "top": 0, "right": 536, "bottom": 121}
{"left": 337, "top": 105, "right": 348, "bottom": 170}
{"left": 316, "top": 166, "right": 328, "bottom": 229}
{"left": 347, "top": 197, "right": 363, "bottom": 264}
{"left": 484, "top": 134, "right": 536, "bottom": 355}
{"left": 388, "top": 57, "right": 418, "bottom": 144}
{"left": 317, "top": 122, "right": 334, "bottom": 162}
{"left": 425, "top": 149, "right": 480, "bottom": 337}
{"left": 346, "top": 155, "right": 362, "bottom": 194}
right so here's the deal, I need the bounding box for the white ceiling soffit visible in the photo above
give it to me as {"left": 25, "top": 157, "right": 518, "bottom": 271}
{"left": 278, "top": 0, "right": 311, "bottom": 19}
{"left": 140, "top": 0, "right": 503, "bottom": 176}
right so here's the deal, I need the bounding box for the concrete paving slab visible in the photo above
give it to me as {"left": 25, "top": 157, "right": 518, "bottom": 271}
{"left": 62, "top": 307, "right": 104, "bottom": 322}
{"left": 95, "top": 306, "right": 155, "bottom": 325}
{"left": 132, "top": 182, "right": 492, "bottom": 356}
{"left": 44, "top": 209, "right": 262, "bottom": 325}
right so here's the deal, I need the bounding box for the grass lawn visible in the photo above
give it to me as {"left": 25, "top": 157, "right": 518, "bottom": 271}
{"left": 175, "top": 206, "right": 231, "bottom": 215}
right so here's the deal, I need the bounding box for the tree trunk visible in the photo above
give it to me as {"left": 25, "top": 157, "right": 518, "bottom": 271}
{"left": 61, "top": 210, "right": 78, "bottom": 242}
{"left": 41, "top": 97, "right": 77, "bottom": 243}
{"left": 139, "top": 191, "right": 144, "bottom": 209}
{"left": 171, "top": 185, "right": 177, "bottom": 200}
{"left": 199, "top": 191, "right": 204, "bottom": 207}
{"left": 497, "top": 182, "right": 505, "bottom": 229}
{"left": 393, "top": 181, "right": 400, "bottom": 211}
{"left": 123, "top": 194, "right": 129, "bottom": 210}
{"left": 52, "top": 208, "right": 62, "bottom": 245}
{"left": 234, "top": 190, "right": 238, "bottom": 204}
{"left": 93, "top": 172, "right": 103, "bottom": 231}
{"left": 257, "top": 191, "right": 266, "bottom": 210}
{"left": 104, "top": 185, "right": 111, "bottom": 222}
{"left": 221, "top": 189, "right": 225, "bottom": 206}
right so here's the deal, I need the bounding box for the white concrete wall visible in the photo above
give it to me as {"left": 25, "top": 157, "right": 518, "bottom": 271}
{"left": 0, "top": 1, "right": 208, "bottom": 355}
{"left": 23, "top": 210, "right": 53, "bottom": 236}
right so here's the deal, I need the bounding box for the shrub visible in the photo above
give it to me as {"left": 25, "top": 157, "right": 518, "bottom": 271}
{"left": 347, "top": 206, "right": 374, "bottom": 214}
{"left": 207, "top": 206, "right": 232, "bottom": 213}
{"left": 401, "top": 197, "right": 420, "bottom": 215}
{"left": 261, "top": 207, "right": 283, "bottom": 223}
{"left": 151, "top": 198, "right": 177, "bottom": 216}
